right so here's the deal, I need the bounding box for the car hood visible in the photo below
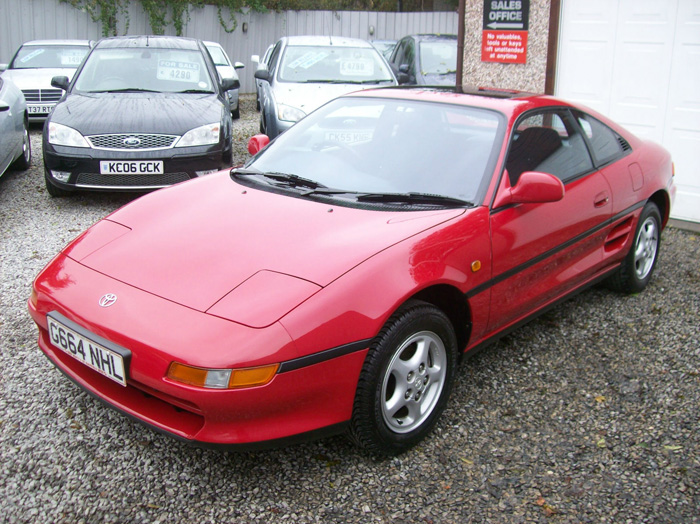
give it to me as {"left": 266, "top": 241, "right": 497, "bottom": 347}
{"left": 272, "top": 82, "right": 389, "bottom": 116}
{"left": 1, "top": 68, "right": 78, "bottom": 90}
{"left": 50, "top": 92, "right": 224, "bottom": 135}
{"left": 63, "top": 172, "right": 464, "bottom": 323}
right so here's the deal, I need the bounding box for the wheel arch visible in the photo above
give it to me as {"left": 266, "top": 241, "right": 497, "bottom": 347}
{"left": 647, "top": 190, "right": 671, "bottom": 229}
{"left": 408, "top": 284, "right": 472, "bottom": 355}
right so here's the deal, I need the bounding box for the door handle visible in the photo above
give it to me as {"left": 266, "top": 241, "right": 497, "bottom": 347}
{"left": 594, "top": 192, "right": 610, "bottom": 208}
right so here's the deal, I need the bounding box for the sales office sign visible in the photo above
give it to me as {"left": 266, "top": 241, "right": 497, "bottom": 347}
{"left": 481, "top": 0, "right": 530, "bottom": 65}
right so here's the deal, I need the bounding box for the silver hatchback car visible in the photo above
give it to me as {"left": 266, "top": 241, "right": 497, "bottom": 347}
{"left": 1, "top": 40, "right": 91, "bottom": 122}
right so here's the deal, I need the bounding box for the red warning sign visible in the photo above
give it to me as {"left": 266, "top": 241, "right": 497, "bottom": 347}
{"left": 481, "top": 0, "right": 530, "bottom": 64}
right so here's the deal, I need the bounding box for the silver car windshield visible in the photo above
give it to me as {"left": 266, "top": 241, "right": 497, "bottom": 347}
{"left": 11, "top": 45, "right": 89, "bottom": 69}
{"left": 248, "top": 97, "right": 503, "bottom": 203}
{"left": 279, "top": 46, "right": 394, "bottom": 84}
{"left": 73, "top": 48, "right": 214, "bottom": 93}
{"left": 419, "top": 41, "right": 457, "bottom": 75}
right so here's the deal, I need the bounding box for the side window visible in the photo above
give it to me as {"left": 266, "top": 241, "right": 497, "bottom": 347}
{"left": 574, "top": 110, "right": 630, "bottom": 166}
{"left": 405, "top": 41, "right": 416, "bottom": 77}
{"left": 505, "top": 110, "right": 594, "bottom": 185}
{"left": 267, "top": 42, "right": 283, "bottom": 76}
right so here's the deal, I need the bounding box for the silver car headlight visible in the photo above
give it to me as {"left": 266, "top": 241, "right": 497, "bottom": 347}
{"left": 47, "top": 122, "right": 89, "bottom": 148}
{"left": 277, "top": 104, "right": 306, "bottom": 123}
{"left": 175, "top": 123, "right": 221, "bottom": 147}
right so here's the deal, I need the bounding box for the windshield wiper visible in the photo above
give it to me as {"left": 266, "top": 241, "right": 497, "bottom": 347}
{"left": 177, "top": 89, "right": 215, "bottom": 94}
{"left": 231, "top": 168, "right": 326, "bottom": 190}
{"left": 90, "top": 88, "right": 161, "bottom": 93}
{"left": 355, "top": 192, "right": 471, "bottom": 207}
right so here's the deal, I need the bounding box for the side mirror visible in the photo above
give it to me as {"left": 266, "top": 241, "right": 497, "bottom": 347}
{"left": 251, "top": 54, "right": 260, "bottom": 64}
{"left": 493, "top": 171, "right": 565, "bottom": 208}
{"left": 0, "top": 63, "right": 8, "bottom": 72}
{"left": 254, "top": 69, "right": 270, "bottom": 82}
{"left": 247, "top": 134, "right": 270, "bottom": 155}
{"left": 221, "top": 77, "right": 240, "bottom": 92}
{"left": 399, "top": 64, "right": 410, "bottom": 74}
{"left": 0, "top": 102, "right": 10, "bottom": 113}
{"left": 51, "top": 76, "right": 70, "bottom": 90}
{"left": 234, "top": 61, "right": 245, "bottom": 70}
{"left": 397, "top": 72, "right": 410, "bottom": 84}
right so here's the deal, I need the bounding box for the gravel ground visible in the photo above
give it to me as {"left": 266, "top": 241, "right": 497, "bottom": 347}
{"left": 1, "top": 94, "right": 698, "bottom": 523}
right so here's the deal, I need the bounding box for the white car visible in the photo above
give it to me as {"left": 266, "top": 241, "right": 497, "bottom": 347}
{"left": 0, "top": 39, "right": 91, "bottom": 122}
{"left": 254, "top": 36, "right": 398, "bottom": 138}
{"left": 204, "top": 41, "right": 244, "bottom": 119}
{"left": 251, "top": 44, "right": 274, "bottom": 111}
{"left": 0, "top": 77, "right": 31, "bottom": 180}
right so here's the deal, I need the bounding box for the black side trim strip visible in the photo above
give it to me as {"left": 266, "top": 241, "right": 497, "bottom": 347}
{"left": 467, "top": 201, "right": 646, "bottom": 299}
{"left": 278, "top": 339, "right": 372, "bottom": 373}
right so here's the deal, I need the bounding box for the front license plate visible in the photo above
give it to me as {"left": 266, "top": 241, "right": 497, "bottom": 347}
{"left": 28, "top": 105, "right": 53, "bottom": 114}
{"left": 99, "top": 161, "right": 164, "bottom": 175}
{"left": 47, "top": 313, "right": 128, "bottom": 387}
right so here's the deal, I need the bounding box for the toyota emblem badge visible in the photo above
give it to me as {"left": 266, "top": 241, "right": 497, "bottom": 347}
{"left": 99, "top": 293, "right": 118, "bottom": 307}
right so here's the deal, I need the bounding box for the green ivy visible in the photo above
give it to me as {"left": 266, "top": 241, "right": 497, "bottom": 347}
{"left": 60, "top": 0, "right": 455, "bottom": 37}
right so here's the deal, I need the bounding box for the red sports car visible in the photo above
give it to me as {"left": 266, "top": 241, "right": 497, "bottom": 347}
{"left": 29, "top": 87, "right": 675, "bottom": 455}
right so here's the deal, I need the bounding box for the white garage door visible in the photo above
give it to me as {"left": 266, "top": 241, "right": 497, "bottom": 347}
{"left": 556, "top": 0, "right": 700, "bottom": 223}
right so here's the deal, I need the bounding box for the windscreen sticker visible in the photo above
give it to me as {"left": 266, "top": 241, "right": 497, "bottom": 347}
{"left": 156, "top": 60, "right": 201, "bottom": 83}
{"left": 287, "top": 51, "right": 329, "bottom": 70}
{"left": 19, "top": 49, "right": 45, "bottom": 63}
{"left": 339, "top": 59, "right": 374, "bottom": 76}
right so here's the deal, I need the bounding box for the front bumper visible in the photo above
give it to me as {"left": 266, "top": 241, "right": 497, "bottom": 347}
{"left": 43, "top": 142, "right": 230, "bottom": 193}
{"left": 29, "top": 254, "right": 367, "bottom": 447}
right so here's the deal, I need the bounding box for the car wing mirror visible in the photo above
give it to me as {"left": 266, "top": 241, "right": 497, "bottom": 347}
{"left": 254, "top": 69, "right": 271, "bottom": 82}
{"left": 251, "top": 54, "right": 260, "bottom": 64}
{"left": 234, "top": 62, "right": 245, "bottom": 70}
{"left": 247, "top": 134, "right": 270, "bottom": 155}
{"left": 399, "top": 64, "right": 410, "bottom": 74}
{"left": 494, "top": 171, "right": 565, "bottom": 208}
{"left": 221, "top": 77, "right": 240, "bottom": 91}
{"left": 0, "top": 63, "right": 7, "bottom": 72}
{"left": 397, "top": 72, "right": 410, "bottom": 84}
{"left": 0, "top": 102, "right": 9, "bottom": 112}
{"left": 51, "top": 75, "right": 70, "bottom": 90}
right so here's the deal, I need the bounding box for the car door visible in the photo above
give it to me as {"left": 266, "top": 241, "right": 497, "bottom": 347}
{"left": 0, "top": 78, "right": 18, "bottom": 174}
{"left": 487, "top": 108, "right": 614, "bottom": 333}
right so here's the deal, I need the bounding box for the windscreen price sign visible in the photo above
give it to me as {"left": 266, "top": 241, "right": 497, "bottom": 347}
{"left": 481, "top": 0, "right": 530, "bottom": 64}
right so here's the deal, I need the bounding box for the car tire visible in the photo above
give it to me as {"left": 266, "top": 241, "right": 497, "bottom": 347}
{"left": 350, "top": 300, "right": 458, "bottom": 456}
{"left": 232, "top": 107, "right": 240, "bottom": 120}
{"left": 12, "top": 118, "right": 31, "bottom": 170}
{"left": 607, "top": 201, "right": 662, "bottom": 293}
{"left": 44, "top": 169, "right": 71, "bottom": 197}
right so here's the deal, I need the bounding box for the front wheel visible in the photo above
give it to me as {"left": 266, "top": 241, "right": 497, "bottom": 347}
{"left": 12, "top": 118, "right": 31, "bottom": 170}
{"left": 608, "top": 202, "right": 662, "bottom": 293}
{"left": 350, "top": 301, "right": 458, "bottom": 455}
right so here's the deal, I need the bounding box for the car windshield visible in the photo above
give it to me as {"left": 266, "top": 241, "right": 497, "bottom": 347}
{"left": 419, "top": 40, "right": 457, "bottom": 75}
{"left": 10, "top": 45, "right": 89, "bottom": 69}
{"left": 73, "top": 47, "right": 214, "bottom": 93}
{"left": 247, "top": 97, "right": 503, "bottom": 203}
{"left": 279, "top": 45, "right": 394, "bottom": 84}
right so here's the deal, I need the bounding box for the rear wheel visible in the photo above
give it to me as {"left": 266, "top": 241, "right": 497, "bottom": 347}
{"left": 350, "top": 301, "right": 458, "bottom": 455}
{"left": 608, "top": 202, "right": 661, "bottom": 293}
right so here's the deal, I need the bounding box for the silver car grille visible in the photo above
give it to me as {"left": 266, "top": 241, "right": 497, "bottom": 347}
{"left": 86, "top": 134, "right": 179, "bottom": 151}
{"left": 22, "top": 89, "right": 62, "bottom": 104}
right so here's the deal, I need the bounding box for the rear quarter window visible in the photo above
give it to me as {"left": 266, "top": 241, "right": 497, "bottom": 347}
{"left": 575, "top": 111, "right": 631, "bottom": 166}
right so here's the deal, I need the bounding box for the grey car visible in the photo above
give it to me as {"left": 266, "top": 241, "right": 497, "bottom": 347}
{"left": 204, "top": 41, "right": 244, "bottom": 119}
{"left": 0, "top": 39, "right": 91, "bottom": 122}
{"left": 254, "top": 36, "right": 397, "bottom": 138}
{"left": 0, "top": 76, "right": 31, "bottom": 179}
{"left": 388, "top": 34, "right": 458, "bottom": 86}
